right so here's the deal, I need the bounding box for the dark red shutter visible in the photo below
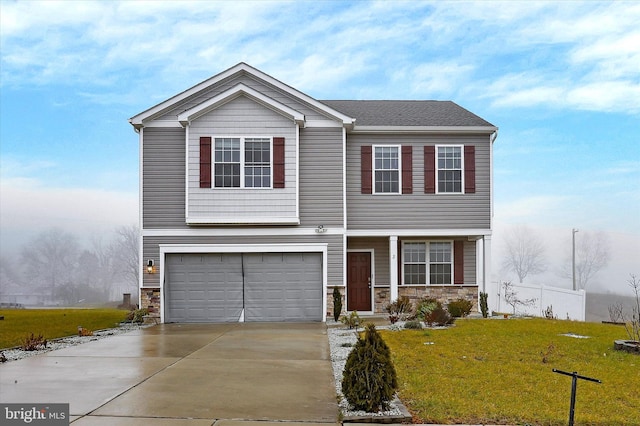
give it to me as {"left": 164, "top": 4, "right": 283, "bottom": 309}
{"left": 361, "top": 146, "right": 372, "bottom": 194}
{"left": 273, "top": 137, "right": 285, "bottom": 188}
{"left": 424, "top": 146, "right": 435, "bottom": 193}
{"left": 454, "top": 240, "right": 464, "bottom": 284}
{"left": 398, "top": 238, "right": 403, "bottom": 285}
{"left": 402, "top": 145, "right": 413, "bottom": 194}
{"left": 199, "top": 136, "right": 212, "bottom": 188}
{"left": 464, "top": 145, "right": 476, "bottom": 194}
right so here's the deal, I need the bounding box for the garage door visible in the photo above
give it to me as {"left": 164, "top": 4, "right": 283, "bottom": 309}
{"left": 165, "top": 252, "right": 322, "bottom": 323}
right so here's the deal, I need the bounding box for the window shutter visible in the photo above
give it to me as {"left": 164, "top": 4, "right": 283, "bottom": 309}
{"left": 273, "top": 137, "right": 285, "bottom": 188}
{"left": 199, "top": 136, "right": 212, "bottom": 188}
{"left": 454, "top": 240, "right": 464, "bottom": 284}
{"left": 361, "top": 145, "right": 372, "bottom": 194}
{"left": 464, "top": 145, "right": 475, "bottom": 194}
{"left": 402, "top": 145, "right": 413, "bottom": 194}
{"left": 424, "top": 146, "right": 435, "bottom": 193}
{"left": 398, "top": 238, "right": 403, "bottom": 285}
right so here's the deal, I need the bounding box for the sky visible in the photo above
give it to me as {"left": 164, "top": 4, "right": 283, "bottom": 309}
{"left": 1, "top": 0, "right": 638, "bottom": 295}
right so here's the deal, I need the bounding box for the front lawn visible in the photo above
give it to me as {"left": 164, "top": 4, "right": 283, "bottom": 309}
{"left": 382, "top": 318, "right": 639, "bottom": 425}
{"left": 0, "top": 308, "right": 130, "bottom": 349}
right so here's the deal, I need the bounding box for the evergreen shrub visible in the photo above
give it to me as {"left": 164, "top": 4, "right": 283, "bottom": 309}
{"left": 341, "top": 323, "right": 398, "bottom": 412}
{"left": 447, "top": 298, "right": 473, "bottom": 318}
{"left": 414, "top": 297, "right": 442, "bottom": 321}
{"left": 332, "top": 287, "right": 343, "bottom": 322}
{"left": 479, "top": 292, "right": 489, "bottom": 318}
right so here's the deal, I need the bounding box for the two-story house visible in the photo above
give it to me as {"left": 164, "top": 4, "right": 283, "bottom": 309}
{"left": 129, "top": 63, "right": 497, "bottom": 323}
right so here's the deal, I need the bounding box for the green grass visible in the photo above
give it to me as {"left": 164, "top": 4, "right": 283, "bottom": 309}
{"left": 381, "top": 318, "right": 639, "bottom": 425}
{"left": 0, "top": 308, "right": 130, "bottom": 349}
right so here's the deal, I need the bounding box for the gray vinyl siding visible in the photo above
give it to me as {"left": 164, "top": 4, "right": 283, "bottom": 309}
{"left": 346, "top": 133, "right": 491, "bottom": 229}
{"left": 187, "top": 96, "right": 297, "bottom": 222}
{"left": 464, "top": 239, "right": 477, "bottom": 285}
{"left": 142, "top": 234, "right": 343, "bottom": 288}
{"left": 158, "top": 74, "right": 333, "bottom": 122}
{"left": 299, "top": 127, "right": 344, "bottom": 226}
{"left": 142, "top": 127, "right": 186, "bottom": 229}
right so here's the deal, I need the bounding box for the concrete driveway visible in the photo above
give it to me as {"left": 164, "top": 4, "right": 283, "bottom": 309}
{"left": 0, "top": 323, "right": 339, "bottom": 425}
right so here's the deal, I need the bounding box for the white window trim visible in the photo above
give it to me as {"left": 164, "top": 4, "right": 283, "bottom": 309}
{"left": 372, "top": 144, "right": 402, "bottom": 195}
{"left": 401, "top": 240, "right": 455, "bottom": 286}
{"left": 212, "top": 136, "right": 273, "bottom": 190}
{"left": 435, "top": 144, "right": 465, "bottom": 195}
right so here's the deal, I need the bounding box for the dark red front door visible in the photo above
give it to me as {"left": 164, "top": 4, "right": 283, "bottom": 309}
{"left": 347, "top": 252, "right": 371, "bottom": 311}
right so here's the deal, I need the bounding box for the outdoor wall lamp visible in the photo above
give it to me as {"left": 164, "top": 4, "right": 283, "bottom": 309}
{"left": 146, "top": 259, "right": 154, "bottom": 274}
{"left": 315, "top": 225, "right": 327, "bottom": 233}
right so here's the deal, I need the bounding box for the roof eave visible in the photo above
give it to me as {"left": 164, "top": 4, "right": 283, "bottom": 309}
{"left": 177, "top": 83, "right": 305, "bottom": 128}
{"left": 129, "top": 62, "right": 354, "bottom": 130}
{"left": 350, "top": 125, "right": 499, "bottom": 134}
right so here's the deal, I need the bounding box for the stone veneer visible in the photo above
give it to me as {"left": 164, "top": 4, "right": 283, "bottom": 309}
{"left": 140, "top": 287, "right": 161, "bottom": 318}
{"left": 400, "top": 286, "right": 478, "bottom": 311}
{"left": 328, "top": 285, "right": 478, "bottom": 318}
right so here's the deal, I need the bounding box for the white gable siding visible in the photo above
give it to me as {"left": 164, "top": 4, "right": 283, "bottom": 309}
{"left": 187, "top": 95, "right": 298, "bottom": 224}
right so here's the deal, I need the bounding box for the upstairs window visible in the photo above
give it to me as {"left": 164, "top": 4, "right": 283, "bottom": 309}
{"left": 244, "top": 138, "right": 271, "bottom": 188}
{"left": 212, "top": 137, "right": 272, "bottom": 189}
{"left": 374, "top": 145, "right": 400, "bottom": 194}
{"left": 437, "top": 146, "right": 462, "bottom": 193}
{"left": 214, "top": 138, "right": 241, "bottom": 188}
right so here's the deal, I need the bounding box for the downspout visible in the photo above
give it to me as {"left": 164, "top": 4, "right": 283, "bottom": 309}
{"left": 239, "top": 253, "right": 246, "bottom": 322}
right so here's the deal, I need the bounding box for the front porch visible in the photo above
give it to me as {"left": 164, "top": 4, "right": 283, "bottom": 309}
{"left": 334, "top": 233, "right": 491, "bottom": 316}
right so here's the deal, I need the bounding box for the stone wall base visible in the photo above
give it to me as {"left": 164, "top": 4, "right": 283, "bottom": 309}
{"left": 329, "top": 285, "right": 479, "bottom": 318}
{"left": 140, "top": 287, "right": 161, "bottom": 318}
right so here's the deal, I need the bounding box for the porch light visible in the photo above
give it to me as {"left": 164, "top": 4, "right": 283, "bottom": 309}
{"left": 146, "top": 259, "right": 154, "bottom": 274}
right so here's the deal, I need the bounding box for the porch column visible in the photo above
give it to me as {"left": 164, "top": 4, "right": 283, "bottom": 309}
{"left": 483, "top": 235, "right": 495, "bottom": 312}
{"left": 389, "top": 236, "right": 398, "bottom": 301}
{"left": 476, "top": 238, "right": 484, "bottom": 292}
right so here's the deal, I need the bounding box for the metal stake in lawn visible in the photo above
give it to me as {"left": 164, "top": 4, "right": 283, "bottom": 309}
{"left": 552, "top": 369, "right": 601, "bottom": 426}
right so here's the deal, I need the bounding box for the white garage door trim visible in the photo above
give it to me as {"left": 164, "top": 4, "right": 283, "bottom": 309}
{"left": 159, "top": 243, "right": 328, "bottom": 323}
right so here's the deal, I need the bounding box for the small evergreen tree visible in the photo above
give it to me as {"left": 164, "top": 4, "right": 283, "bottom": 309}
{"left": 479, "top": 292, "right": 489, "bottom": 318}
{"left": 341, "top": 323, "right": 398, "bottom": 412}
{"left": 332, "top": 287, "right": 343, "bottom": 322}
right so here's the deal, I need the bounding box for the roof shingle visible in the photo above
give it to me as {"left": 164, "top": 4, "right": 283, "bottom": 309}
{"left": 321, "top": 100, "right": 494, "bottom": 127}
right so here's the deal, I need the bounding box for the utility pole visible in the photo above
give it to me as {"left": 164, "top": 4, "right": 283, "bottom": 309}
{"left": 572, "top": 228, "right": 579, "bottom": 291}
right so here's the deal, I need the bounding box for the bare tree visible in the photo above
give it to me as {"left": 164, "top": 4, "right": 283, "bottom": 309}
{"left": 501, "top": 225, "right": 546, "bottom": 283}
{"left": 20, "top": 228, "right": 80, "bottom": 303}
{"left": 561, "top": 230, "right": 610, "bottom": 290}
{"left": 111, "top": 225, "right": 140, "bottom": 288}
{"left": 0, "top": 255, "right": 23, "bottom": 301}
{"left": 502, "top": 281, "right": 537, "bottom": 315}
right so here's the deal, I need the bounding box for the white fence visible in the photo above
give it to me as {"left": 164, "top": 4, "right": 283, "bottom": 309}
{"left": 496, "top": 282, "right": 586, "bottom": 321}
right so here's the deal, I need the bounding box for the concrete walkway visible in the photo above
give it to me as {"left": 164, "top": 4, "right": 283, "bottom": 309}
{"left": 0, "top": 323, "right": 339, "bottom": 425}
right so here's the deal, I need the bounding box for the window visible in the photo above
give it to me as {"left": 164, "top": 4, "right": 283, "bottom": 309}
{"left": 374, "top": 145, "right": 400, "bottom": 193}
{"left": 429, "top": 242, "right": 452, "bottom": 284}
{"left": 214, "top": 138, "right": 241, "bottom": 188}
{"left": 437, "top": 146, "right": 462, "bottom": 193}
{"left": 244, "top": 138, "right": 271, "bottom": 188}
{"left": 403, "top": 242, "right": 426, "bottom": 284}
{"left": 213, "top": 137, "right": 271, "bottom": 188}
{"left": 402, "top": 241, "right": 453, "bottom": 285}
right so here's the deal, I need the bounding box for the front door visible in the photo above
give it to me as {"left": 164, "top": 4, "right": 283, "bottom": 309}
{"left": 347, "top": 252, "right": 372, "bottom": 311}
